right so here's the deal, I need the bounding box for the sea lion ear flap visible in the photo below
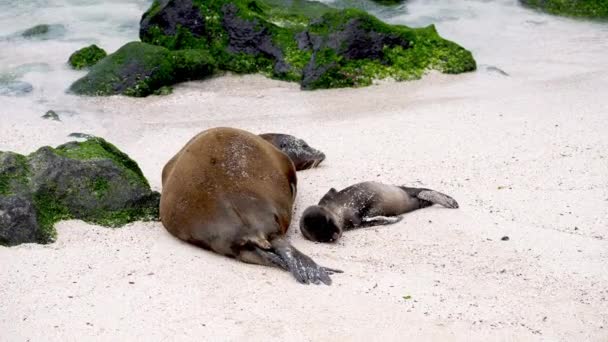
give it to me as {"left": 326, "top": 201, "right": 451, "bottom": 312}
{"left": 320, "top": 188, "right": 337, "bottom": 203}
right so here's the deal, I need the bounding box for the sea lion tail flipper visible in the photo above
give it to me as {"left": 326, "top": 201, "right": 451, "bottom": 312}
{"left": 359, "top": 215, "right": 403, "bottom": 228}
{"left": 271, "top": 238, "right": 342, "bottom": 286}
{"left": 400, "top": 186, "right": 459, "bottom": 209}
{"left": 416, "top": 190, "right": 459, "bottom": 209}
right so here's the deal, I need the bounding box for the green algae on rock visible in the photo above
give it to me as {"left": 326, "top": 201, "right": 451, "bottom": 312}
{"left": 0, "top": 137, "right": 160, "bottom": 246}
{"left": 68, "top": 45, "right": 107, "bottom": 70}
{"left": 298, "top": 9, "right": 476, "bottom": 89}
{"left": 140, "top": 0, "right": 475, "bottom": 90}
{"left": 520, "top": 0, "right": 608, "bottom": 19}
{"left": 71, "top": 0, "right": 475, "bottom": 96}
{"left": 69, "top": 42, "right": 216, "bottom": 96}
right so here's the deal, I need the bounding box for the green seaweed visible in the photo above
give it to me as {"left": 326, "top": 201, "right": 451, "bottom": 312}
{"left": 0, "top": 153, "right": 30, "bottom": 196}
{"left": 520, "top": 0, "right": 608, "bottom": 19}
{"left": 68, "top": 45, "right": 107, "bottom": 70}
{"left": 54, "top": 137, "right": 148, "bottom": 186}
{"left": 91, "top": 177, "right": 110, "bottom": 198}
{"left": 88, "top": 206, "right": 159, "bottom": 228}
{"left": 32, "top": 190, "right": 68, "bottom": 243}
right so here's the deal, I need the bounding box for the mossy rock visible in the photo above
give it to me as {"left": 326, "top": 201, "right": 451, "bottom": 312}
{"left": 520, "top": 0, "right": 608, "bottom": 19}
{"left": 0, "top": 137, "right": 160, "bottom": 246}
{"left": 139, "top": 0, "right": 475, "bottom": 90}
{"left": 298, "top": 9, "right": 476, "bottom": 89}
{"left": 68, "top": 41, "right": 216, "bottom": 96}
{"left": 72, "top": 0, "right": 475, "bottom": 96}
{"left": 68, "top": 45, "right": 107, "bottom": 70}
{"left": 21, "top": 24, "right": 66, "bottom": 39}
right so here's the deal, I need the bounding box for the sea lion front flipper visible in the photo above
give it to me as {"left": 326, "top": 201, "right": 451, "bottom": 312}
{"left": 417, "top": 190, "right": 459, "bottom": 209}
{"left": 271, "top": 238, "right": 342, "bottom": 285}
{"left": 359, "top": 215, "right": 404, "bottom": 228}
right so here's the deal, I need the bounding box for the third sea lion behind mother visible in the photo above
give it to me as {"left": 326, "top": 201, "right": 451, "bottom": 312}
{"left": 160, "top": 127, "right": 341, "bottom": 285}
{"left": 259, "top": 133, "right": 326, "bottom": 170}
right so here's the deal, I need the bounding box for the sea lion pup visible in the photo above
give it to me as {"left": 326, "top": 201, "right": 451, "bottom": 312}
{"left": 160, "top": 127, "right": 340, "bottom": 285}
{"left": 259, "top": 133, "right": 326, "bottom": 170}
{"left": 300, "top": 181, "right": 459, "bottom": 243}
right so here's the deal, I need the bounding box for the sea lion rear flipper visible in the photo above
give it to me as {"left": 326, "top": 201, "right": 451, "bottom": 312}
{"left": 400, "top": 186, "right": 459, "bottom": 209}
{"left": 271, "top": 238, "right": 342, "bottom": 285}
{"left": 358, "top": 215, "right": 403, "bottom": 228}
{"left": 238, "top": 248, "right": 289, "bottom": 270}
{"left": 416, "top": 190, "right": 459, "bottom": 209}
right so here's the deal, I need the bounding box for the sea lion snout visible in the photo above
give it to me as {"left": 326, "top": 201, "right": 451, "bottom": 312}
{"left": 300, "top": 205, "right": 341, "bottom": 243}
{"left": 300, "top": 142, "right": 325, "bottom": 169}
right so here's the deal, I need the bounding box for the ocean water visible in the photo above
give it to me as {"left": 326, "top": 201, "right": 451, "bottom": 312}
{"left": 0, "top": 0, "right": 607, "bottom": 149}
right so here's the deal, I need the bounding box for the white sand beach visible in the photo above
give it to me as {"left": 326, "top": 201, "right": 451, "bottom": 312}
{"left": 1, "top": 0, "right": 607, "bottom": 341}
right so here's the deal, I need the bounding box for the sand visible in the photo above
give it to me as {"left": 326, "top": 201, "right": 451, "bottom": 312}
{"left": 2, "top": 0, "right": 608, "bottom": 340}
{"left": 1, "top": 69, "right": 607, "bottom": 340}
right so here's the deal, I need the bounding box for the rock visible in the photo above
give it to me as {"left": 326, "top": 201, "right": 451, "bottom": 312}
{"left": 68, "top": 42, "right": 215, "bottom": 97}
{"left": 42, "top": 110, "right": 60, "bottom": 121}
{"left": 299, "top": 9, "right": 476, "bottom": 89}
{"left": 0, "top": 80, "right": 33, "bottom": 96}
{"left": 139, "top": 0, "right": 206, "bottom": 46}
{"left": 221, "top": 3, "right": 289, "bottom": 76}
{"left": 370, "top": 0, "right": 406, "bottom": 5}
{"left": 22, "top": 24, "right": 50, "bottom": 37}
{"left": 0, "top": 137, "right": 160, "bottom": 246}
{"left": 73, "top": 0, "right": 475, "bottom": 96}
{"left": 0, "top": 195, "right": 39, "bottom": 246}
{"left": 501, "top": 236, "right": 510, "bottom": 241}
{"left": 68, "top": 45, "right": 107, "bottom": 70}
{"left": 520, "top": 0, "right": 608, "bottom": 19}
{"left": 21, "top": 24, "right": 66, "bottom": 39}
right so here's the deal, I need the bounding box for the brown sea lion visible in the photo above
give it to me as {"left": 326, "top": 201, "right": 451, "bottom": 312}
{"left": 300, "top": 181, "right": 459, "bottom": 243}
{"left": 259, "top": 133, "right": 325, "bottom": 170}
{"left": 160, "top": 127, "right": 340, "bottom": 285}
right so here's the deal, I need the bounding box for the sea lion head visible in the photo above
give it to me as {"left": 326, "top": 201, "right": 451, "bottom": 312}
{"left": 300, "top": 205, "right": 341, "bottom": 243}
{"left": 260, "top": 133, "right": 326, "bottom": 170}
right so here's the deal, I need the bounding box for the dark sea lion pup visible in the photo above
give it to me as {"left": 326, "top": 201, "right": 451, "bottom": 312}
{"left": 259, "top": 133, "right": 325, "bottom": 170}
{"left": 300, "top": 181, "right": 459, "bottom": 243}
{"left": 160, "top": 127, "right": 341, "bottom": 285}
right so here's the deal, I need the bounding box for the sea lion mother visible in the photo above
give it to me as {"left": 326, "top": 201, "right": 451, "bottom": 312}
{"left": 160, "top": 127, "right": 340, "bottom": 285}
